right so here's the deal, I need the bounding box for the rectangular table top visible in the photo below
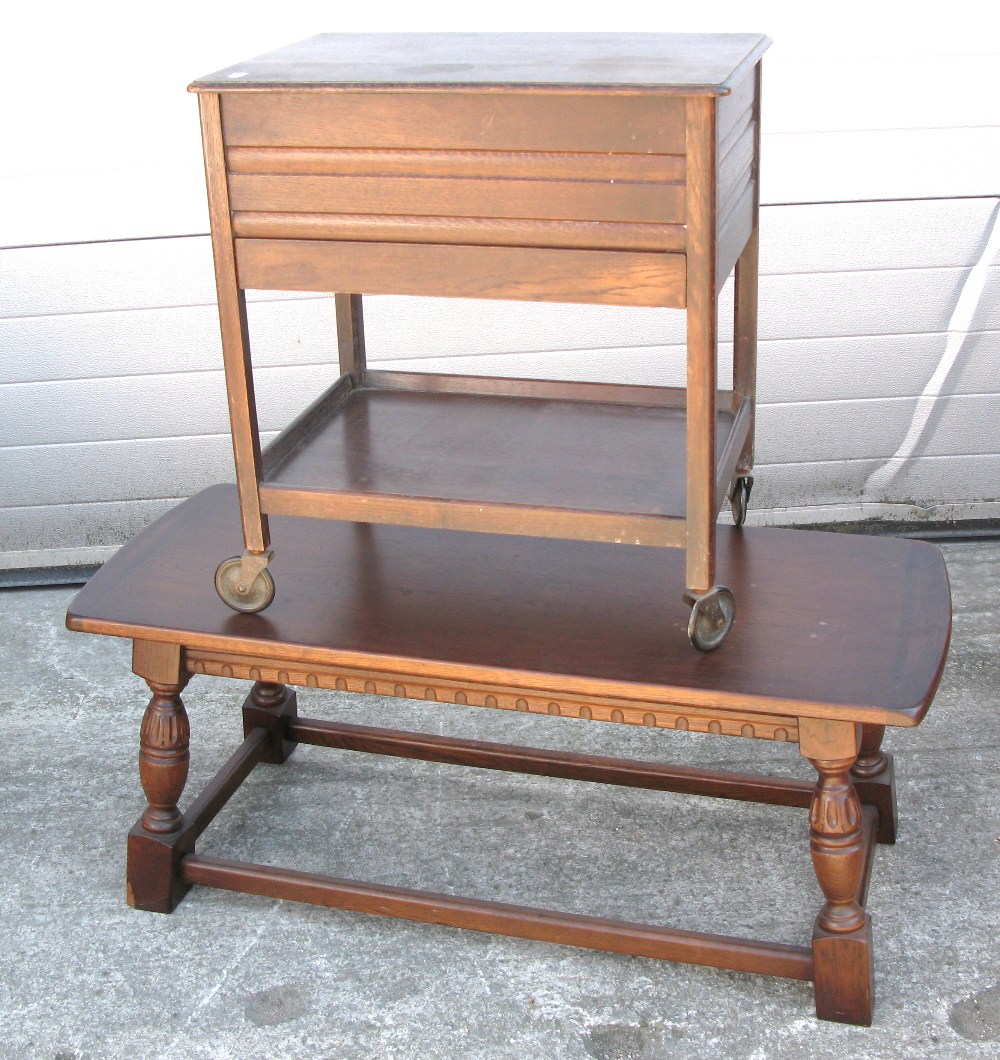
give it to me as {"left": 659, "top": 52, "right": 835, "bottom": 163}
{"left": 190, "top": 33, "right": 770, "bottom": 93}
{"left": 67, "top": 485, "right": 951, "bottom": 728}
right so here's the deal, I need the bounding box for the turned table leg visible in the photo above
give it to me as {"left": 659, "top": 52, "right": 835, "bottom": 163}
{"left": 800, "top": 719, "right": 874, "bottom": 1026}
{"left": 138, "top": 677, "right": 190, "bottom": 833}
{"left": 851, "top": 724, "right": 897, "bottom": 844}
{"left": 127, "top": 641, "right": 195, "bottom": 912}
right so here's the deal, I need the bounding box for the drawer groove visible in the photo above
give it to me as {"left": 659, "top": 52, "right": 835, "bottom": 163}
{"left": 716, "top": 68, "right": 756, "bottom": 143}
{"left": 231, "top": 212, "right": 688, "bottom": 253}
{"left": 226, "top": 146, "right": 687, "bottom": 183}
{"left": 717, "top": 119, "right": 755, "bottom": 217}
{"left": 718, "top": 111, "right": 754, "bottom": 173}
{"left": 717, "top": 164, "right": 752, "bottom": 234}
{"left": 716, "top": 182, "right": 755, "bottom": 289}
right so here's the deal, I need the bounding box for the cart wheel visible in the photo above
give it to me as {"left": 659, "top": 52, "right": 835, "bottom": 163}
{"left": 730, "top": 475, "right": 753, "bottom": 528}
{"left": 214, "top": 557, "right": 275, "bottom": 613}
{"left": 687, "top": 586, "right": 735, "bottom": 652}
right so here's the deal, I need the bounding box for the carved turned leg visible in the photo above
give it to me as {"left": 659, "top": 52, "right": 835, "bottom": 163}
{"left": 809, "top": 754, "right": 874, "bottom": 1026}
{"left": 127, "top": 674, "right": 196, "bottom": 912}
{"left": 242, "top": 680, "right": 298, "bottom": 764}
{"left": 138, "top": 678, "right": 190, "bottom": 832}
{"left": 851, "top": 724, "right": 897, "bottom": 844}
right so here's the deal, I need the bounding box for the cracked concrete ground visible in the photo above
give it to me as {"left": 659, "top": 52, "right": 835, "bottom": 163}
{"left": 0, "top": 540, "right": 997, "bottom": 1059}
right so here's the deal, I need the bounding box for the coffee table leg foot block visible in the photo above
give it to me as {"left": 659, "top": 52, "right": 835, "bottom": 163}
{"left": 812, "top": 918, "right": 875, "bottom": 1026}
{"left": 852, "top": 725, "right": 897, "bottom": 845}
{"left": 242, "top": 681, "right": 298, "bottom": 764}
{"left": 126, "top": 824, "right": 194, "bottom": 913}
{"left": 852, "top": 755, "right": 897, "bottom": 846}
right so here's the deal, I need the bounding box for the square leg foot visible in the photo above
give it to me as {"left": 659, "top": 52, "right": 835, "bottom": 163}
{"left": 242, "top": 684, "right": 298, "bottom": 764}
{"left": 853, "top": 753, "right": 898, "bottom": 845}
{"left": 812, "top": 916, "right": 875, "bottom": 1026}
{"left": 127, "top": 822, "right": 194, "bottom": 913}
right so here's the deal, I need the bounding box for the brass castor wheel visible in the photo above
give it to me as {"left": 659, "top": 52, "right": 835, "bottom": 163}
{"left": 730, "top": 475, "right": 754, "bottom": 528}
{"left": 215, "top": 556, "right": 276, "bottom": 613}
{"left": 686, "top": 586, "right": 735, "bottom": 652}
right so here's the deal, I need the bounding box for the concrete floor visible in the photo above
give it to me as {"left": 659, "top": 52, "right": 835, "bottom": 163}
{"left": 0, "top": 540, "right": 997, "bottom": 1059}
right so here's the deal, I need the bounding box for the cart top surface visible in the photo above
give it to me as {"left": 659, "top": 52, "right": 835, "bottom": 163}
{"left": 67, "top": 485, "right": 951, "bottom": 728}
{"left": 190, "top": 33, "right": 770, "bottom": 94}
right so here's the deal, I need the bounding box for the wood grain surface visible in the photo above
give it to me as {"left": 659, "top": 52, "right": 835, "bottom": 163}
{"left": 219, "top": 91, "right": 687, "bottom": 153}
{"left": 226, "top": 172, "right": 686, "bottom": 225}
{"left": 66, "top": 485, "right": 951, "bottom": 726}
{"left": 262, "top": 385, "right": 732, "bottom": 518}
{"left": 234, "top": 239, "right": 687, "bottom": 308}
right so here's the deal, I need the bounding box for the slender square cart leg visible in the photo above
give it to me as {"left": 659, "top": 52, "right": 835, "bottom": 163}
{"left": 199, "top": 92, "right": 274, "bottom": 613}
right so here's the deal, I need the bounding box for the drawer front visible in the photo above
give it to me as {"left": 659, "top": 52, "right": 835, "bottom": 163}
{"left": 220, "top": 90, "right": 686, "bottom": 154}
{"left": 234, "top": 239, "right": 686, "bottom": 309}
{"left": 220, "top": 89, "right": 688, "bottom": 250}
{"left": 227, "top": 171, "right": 685, "bottom": 227}
{"left": 219, "top": 89, "right": 689, "bottom": 305}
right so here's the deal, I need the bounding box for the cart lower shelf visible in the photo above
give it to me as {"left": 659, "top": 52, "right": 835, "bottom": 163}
{"left": 258, "top": 370, "right": 749, "bottom": 548}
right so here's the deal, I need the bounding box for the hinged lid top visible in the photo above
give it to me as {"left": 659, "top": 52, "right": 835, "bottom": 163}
{"left": 190, "top": 33, "right": 770, "bottom": 95}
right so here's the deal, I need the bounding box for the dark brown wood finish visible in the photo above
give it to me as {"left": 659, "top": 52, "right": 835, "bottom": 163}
{"left": 181, "top": 854, "right": 814, "bottom": 981}
{"left": 256, "top": 373, "right": 749, "bottom": 547}
{"left": 127, "top": 640, "right": 195, "bottom": 912}
{"left": 286, "top": 717, "right": 817, "bottom": 807}
{"left": 263, "top": 386, "right": 732, "bottom": 520}
{"left": 69, "top": 484, "right": 948, "bottom": 1026}
{"left": 800, "top": 719, "right": 875, "bottom": 1025}
{"left": 364, "top": 371, "right": 705, "bottom": 407}
{"left": 68, "top": 486, "right": 952, "bottom": 727}
{"left": 131, "top": 640, "right": 189, "bottom": 834}
{"left": 243, "top": 681, "right": 299, "bottom": 764}
{"left": 259, "top": 372, "right": 355, "bottom": 478}
{"left": 136, "top": 678, "right": 190, "bottom": 834}
{"left": 851, "top": 725, "right": 898, "bottom": 845}
{"left": 122, "top": 678, "right": 883, "bottom": 989}
{"left": 80, "top": 36, "right": 950, "bottom": 1028}
{"left": 127, "top": 727, "right": 269, "bottom": 913}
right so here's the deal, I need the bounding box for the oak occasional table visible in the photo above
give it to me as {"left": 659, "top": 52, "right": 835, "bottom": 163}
{"left": 66, "top": 485, "right": 951, "bottom": 1026}
{"left": 188, "top": 32, "right": 770, "bottom": 650}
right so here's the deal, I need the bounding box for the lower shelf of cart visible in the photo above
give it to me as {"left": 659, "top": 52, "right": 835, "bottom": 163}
{"left": 259, "top": 371, "right": 748, "bottom": 547}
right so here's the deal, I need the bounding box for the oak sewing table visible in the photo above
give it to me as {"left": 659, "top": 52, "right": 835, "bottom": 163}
{"left": 67, "top": 485, "right": 951, "bottom": 1026}
{"left": 189, "top": 32, "right": 769, "bottom": 649}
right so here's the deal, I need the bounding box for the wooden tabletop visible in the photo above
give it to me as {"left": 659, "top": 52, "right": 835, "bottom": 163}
{"left": 67, "top": 485, "right": 951, "bottom": 727}
{"left": 190, "top": 33, "right": 770, "bottom": 94}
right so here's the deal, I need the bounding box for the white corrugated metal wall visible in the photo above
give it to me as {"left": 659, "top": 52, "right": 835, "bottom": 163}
{"left": 3, "top": 4, "right": 999, "bottom": 573}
